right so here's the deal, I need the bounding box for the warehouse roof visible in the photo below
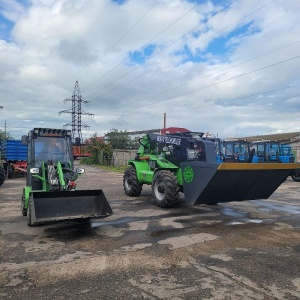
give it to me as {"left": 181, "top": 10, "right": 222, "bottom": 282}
{"left": 241, "top": 131, "right": 300, "bottom": 143}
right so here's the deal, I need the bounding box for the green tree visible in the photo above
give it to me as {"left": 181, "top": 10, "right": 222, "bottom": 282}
{"left": 84, "top": 133, "right": 113, "bottom": 165}
{"left": 106, "top": 128, "right": 131, "bottom": 149}
{"left": 0, "top": 129, "right": 12, "bottom": 142}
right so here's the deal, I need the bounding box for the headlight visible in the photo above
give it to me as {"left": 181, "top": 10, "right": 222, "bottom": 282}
{"left": 76, "top": 168, "right": 85, "bottom": 174}
{"left": 30, "top": 168, "right": 40, "bottom": 174}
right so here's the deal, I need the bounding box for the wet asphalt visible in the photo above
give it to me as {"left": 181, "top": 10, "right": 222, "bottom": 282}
{"left": 0, "top": 163, "right": 299, "bottom": 299}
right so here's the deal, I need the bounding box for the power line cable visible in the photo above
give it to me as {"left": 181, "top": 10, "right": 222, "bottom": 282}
{"left": 7, "top": 81, "right": 300, "bottom": 140}
{"left": 98, "top": 83, "right": 299, "bottom": 127}
{"left": 7, "top": 83, "right": 299, "bottom": 129}
{"left": 81, "top": 1, "right": 201, "bottom": 92}
{"left": 132, "top": 55, "right": 300, "bottom": 109}
{"left": 97, "top": 54, "right": 300, "bottom": 124}
{"left": 79, "top": 3, "right": 156, "bottom": 84}
{"left": 20, "top": 0, "right": 259, "bottom": 115}
{"left": 182, "top": 0, "right": 276, "bottom": 55}
{"left": 87, "top": 0, "right": 273, "bottom": 100}
{"left": 86, "top": 0, "right": 238, "bottom": 99}
{"left": 9, "top": 2, "right": 200, "bottom": 117}
{"left": 187, "top": 84, "right": 299, "bottom": 110}
{"left": 96, "top": 39, "right": 300, "bottom": 111}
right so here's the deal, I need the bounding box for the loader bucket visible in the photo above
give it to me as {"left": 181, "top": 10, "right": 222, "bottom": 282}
{"left": 29, "top": 189, "right": 113, "bottom": 225}
{"left": 181, "top": 161, "right": 300, "bottom": 205}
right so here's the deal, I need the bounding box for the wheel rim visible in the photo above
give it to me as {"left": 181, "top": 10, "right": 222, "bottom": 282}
{"left": 154, "top": 179, "right": 165, "bottom": 201}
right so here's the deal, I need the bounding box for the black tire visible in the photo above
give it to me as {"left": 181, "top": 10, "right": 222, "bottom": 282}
{"left": 6, "top": 164, "right": 13, "bottom": 178}
{"left": 123, "top": 166, "right": 143, "bottom": 197}
{"left": 21, "top": 191, "right": 27, "bottom": 216}
{"left": 291, "top": 168, "right": 300, "bottom": 182}
{"left": 27, "top": 198, "right": 33, "bottom": 226}
{"left": 152, "top": 170, "right": 179, "bottom": 208}
{"left": 0, "top": 166, "right": 5, "bottom": 187}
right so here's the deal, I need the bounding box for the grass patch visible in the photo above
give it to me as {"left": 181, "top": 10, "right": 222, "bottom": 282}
{"left": 79, "top": 162, "right": 127, "bottom": 173}
{"left": 96, "top": 165, "right": 127, "bottom": 173}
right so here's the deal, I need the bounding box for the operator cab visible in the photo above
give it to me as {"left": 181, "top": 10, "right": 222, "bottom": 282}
{"left": 251, "top": 140, "right": 294, "bottom": 163}
{"left": 223, "top": 140, "right": 253, "bottom": 162}
{"left": 164, "top": 137, "right": 216, "bottom": 167}
{"left": 23, "top": 128, "right": 74, "bottom": 190}
{"left": 34, "top": 136, "right": 71, "bottom": 167}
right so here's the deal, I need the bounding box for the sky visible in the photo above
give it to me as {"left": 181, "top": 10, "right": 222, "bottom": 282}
{"left": 0, "top": 0, "right": 300, "bottom": 140}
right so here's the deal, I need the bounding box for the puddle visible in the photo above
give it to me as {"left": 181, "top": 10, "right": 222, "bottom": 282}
{"left": 246, "top": 219, "right": 263, "bottom": 224}
{"left": 219, "top": 206, "right": 247, "bottom": 218}
{"left": 228, "top": 221, "right": 244, "bottom": 225}
{"left": 158, "top": 233, "right": 218, "bottom": 249}
{"left": 227, "top": 218, "right": 273, "bottom": 225}
{"left": 91, "top": 217, "right": 143, "bottom": 228}
{"left": 252, "top": 201, "right": 300, "bottom": 214}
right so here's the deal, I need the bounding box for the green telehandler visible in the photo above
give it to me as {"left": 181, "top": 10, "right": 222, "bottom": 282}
{"left": 123, "top": 133, "right": 300, "bottom": 207}
{"left": 21, "top": 128, "right": 113, "bottom": 226}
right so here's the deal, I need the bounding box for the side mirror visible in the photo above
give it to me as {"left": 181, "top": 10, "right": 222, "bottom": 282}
{"left": 21, "top": 135, "right": 28, "bottom": 145}
{"left": 76, "top": 168, "right": 85, "bottom": 174}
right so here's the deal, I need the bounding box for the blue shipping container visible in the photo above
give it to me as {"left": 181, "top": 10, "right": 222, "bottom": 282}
{"left": 0, "top": 140, "right": 27, "bottom": 161}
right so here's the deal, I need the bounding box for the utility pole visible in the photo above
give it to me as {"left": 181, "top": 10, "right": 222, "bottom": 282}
{"left": 59, "top": 81, "right": 94, "bottom": 144}
{"left": 0, "top": 106, "right": 5, "bottom": 140}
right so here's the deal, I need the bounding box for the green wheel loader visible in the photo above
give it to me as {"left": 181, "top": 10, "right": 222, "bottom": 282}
{"left": 123, "top": 133, "right": 300, "bottom": 207}
{"left": 22, "top": 128, "right": 112, "bottom": 226}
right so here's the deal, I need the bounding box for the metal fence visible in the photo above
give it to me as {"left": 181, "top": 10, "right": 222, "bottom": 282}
{"left": 99, "top": 145, "right": 300, "bottom": 165}
{"left": 291, "top": 142, "right": 300, "bottom": 162}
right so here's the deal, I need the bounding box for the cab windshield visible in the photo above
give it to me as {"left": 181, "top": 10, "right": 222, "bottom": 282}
{"left": 34, "top": 136, "right": 71, "bottom": 166}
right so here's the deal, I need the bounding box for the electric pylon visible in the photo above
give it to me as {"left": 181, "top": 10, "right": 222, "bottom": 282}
{"left": 59, "top": 81, "right": 94, "bottom": 144}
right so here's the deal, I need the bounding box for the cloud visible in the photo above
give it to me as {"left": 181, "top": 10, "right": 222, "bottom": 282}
{"left": 0, "top": 0, "right": 26, "bottom": 23}
{"left": 0, "top": 0, "right": 299, "bottom": 140}
{"left": 54, "top": 38, "right": 98, "bottom": 65}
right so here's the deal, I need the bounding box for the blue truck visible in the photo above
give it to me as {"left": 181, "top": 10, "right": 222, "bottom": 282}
{"left": 0, "top": 140, "right": 27, "bottom": 178}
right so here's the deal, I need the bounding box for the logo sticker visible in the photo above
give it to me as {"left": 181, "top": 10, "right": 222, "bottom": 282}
{"left": 183, "top": 166, "right": 194, "bottom": 183}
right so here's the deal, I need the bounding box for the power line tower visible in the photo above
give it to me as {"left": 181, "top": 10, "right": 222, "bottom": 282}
{"left": 59, "top": 81, "right": 94, "bottom": 144}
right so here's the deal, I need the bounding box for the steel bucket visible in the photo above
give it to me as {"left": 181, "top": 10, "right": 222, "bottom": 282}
{"left": 181, "top": 161, "right": 299, "bottom": 205}
{"left": 29, "top": 189, "right": 113, "bottom": 225}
